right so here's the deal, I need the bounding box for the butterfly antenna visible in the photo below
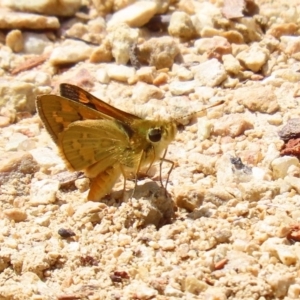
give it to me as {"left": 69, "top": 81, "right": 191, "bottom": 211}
{"left": 174, "top": 100, "right": 225, "bottom": 122}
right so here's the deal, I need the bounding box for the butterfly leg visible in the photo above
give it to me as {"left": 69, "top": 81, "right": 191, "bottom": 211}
{"left": 159, "top": 147, "right": 174, "bottom": 195}
{"left": 119, "top": 164, "right": 128, "bottom": 202}
{"left": 129, "top": 150, "right": 145, "bottom": 201}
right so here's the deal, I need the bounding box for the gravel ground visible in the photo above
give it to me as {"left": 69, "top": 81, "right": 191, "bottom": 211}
{"left": 1, "top": 0, "right": 300, "bottom": 299}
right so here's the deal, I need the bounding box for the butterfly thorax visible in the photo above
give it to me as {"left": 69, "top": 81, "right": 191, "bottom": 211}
{"left": 120, "top": 119, "right": 177, "bottom": 171}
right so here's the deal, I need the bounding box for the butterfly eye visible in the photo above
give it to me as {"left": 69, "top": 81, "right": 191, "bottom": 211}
{"left": 148, "top": 127, "right": 162, "bottom": 142}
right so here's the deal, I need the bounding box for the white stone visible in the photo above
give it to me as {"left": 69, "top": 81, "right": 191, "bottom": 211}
{"left": 222, "top": 54, "right": 241, "bottom": 75}
{"left": 272, "top": 156, "right": 299, "bottom": 179}
{"left": 23, "top": 32, "right": 51, "bottom": 55}
{"left": 197, "top": 119, "right": 213, "bottom": 141}
{"left": 237, "top": 44, "right": 270, "bottom": 73}
{"left": 107, "top": 23, "right": 139, "bottom": 65}
{"left": 106, "top": 65, "right": 136, "bottom": 82}
{"left": 107, "top": 1, "right": 158, "bottom": 28}
{"left": 3, "top": 0, "right": 81, "bottom": 17}
{"left": 0, "top": 80, "right": 37, "bottom": 113}
{"left": 284, "top": 175, "right": 300, "bottom": 194}
{"left": 177, "top": 66, "right": 194, "bottom": 81}
{"left": 168, "top": 11, "right": 195, "bottom": 39}
{"left": 5, "top": 132, "right": 28, "bottom": 151}
{"left": 191, "top": 59, "right": 227, "bottom": 87}
{"left": 158, "top": 239, "right": 175, "bottom": 250}
{"left": 49, "top": 40, "right": 93, "bottom": 65}
{"left": 30, "top": 179, "right": 60, "bottom": 205}
{"left": 169, "top": 80, "right": 196, "bottom": 96}
{"left": 30, "top": 147, "right": 64, "bottom": 170}
{"left": 0, "top": 10, "right": 59, "bottom": 30}
{"left": 96, "top": 68, "right": 109, "bottom": 84}
{"left": 276, "top": 245, "right": 297, "bottom": 266}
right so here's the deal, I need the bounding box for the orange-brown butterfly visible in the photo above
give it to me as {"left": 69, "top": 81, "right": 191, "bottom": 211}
{"left": 36, "top": 83, "right": 223, "bottom": 201}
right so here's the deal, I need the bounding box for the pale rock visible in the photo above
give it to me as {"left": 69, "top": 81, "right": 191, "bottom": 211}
{"left": 75, "top": 178, "right": 90, "bottom": 193}
{"left": 107, "top": 23, "right": 138, "bottom": 65}
{"left": 73, "top": 202, "right": 107, "bottom": 224}
{"left": 271, "top": 156, "right": 299, "bottom": 179}
{"left": 5, "top": 132, "right": 28, "bottom": 151}
{"left": 262, "top": 144, "right": 281, "bottom": 168}
{"left": 239, "top": 181, "right": 279, "bottom": 202}
{"left": 30, "top": 147, "right": 64, "bottom": 170}
{"left": 34, "top": 214, "right": 51, "bottom": 227}
{"left": 0, "top": 116, "right": 10, "bottom": 127}
{"left": 213, "top": 114, "right": 253, "bottom": 137}
{"left": 3, "top": 208, "right": 27, "bottom": 222}
{"left": 235, "top": 17, "right": 263, "bottom": 42}
{"left": 191, "top": 59, "right": 227, "bottom": 87}
{"left": 169, "top": 80, "right": 196, "bottom": 96}
{"left": 197, "top": 119, "right": 213, "bottom": 141}
{"left": 0, "top": 151, "right": 38, "bottom": 173}
{"left": 0, "top": 10, "right": 59, "bottom": 30}
{"left": 18, "top": 71, "right": 51, "bottom": 86}
{"left": 23, "top": 32, "right": 50, "bottom": 55}
{"left": 135, "top": 286, "right": 158, "bottom": 299}
{"left": 95, "top": 68, "right": 109, "bottom": 84}
{"left": 176, "top": 66, "right": 194, "bottom": 81}
{"left": 90, "top": 39, "right": 113, "bottom": 63}
{"left": 203, "top": 287, "right": 228, "bottom": 300}
{"left": 137, "top": 37, "right": 180, "bottom": 69}
{"left": 106, "top": 65, "right": 136, "bottom": 82}
{"left": 222, "top": 77, "right": 239, "bottom": 88}
{"left": 267, "top": 23, "right": 298, "bottom": 39}
{"left": 192, "top": 2, "right": 221, "bottom": 36}
{"left": 168, "top": 11, "right": 195, "bottom": 39}
{"left": 30, "top": 179, "right": 60, "bottom": 205}
{"left": 153, "top": 72, "right": 169, "bottom": 86}
{"left": 184, "top": 276, "right": 208, "bottom": 294}
{"left": 164, "top": 285, "right": 184, "bottom": 297}
{"left": 194, "top": 86, "right": 215, "bottom": 100}
{"left": 108, "top": 1, "right": 158, "bottom": 27}
{"left": 6, "top": 29, "right": 23, "bottom": 53}
{"left": 131, "top": 82, "right": 163, "bottom": 104}
{"left": 276, "top": 245, "right": 297, "bottom": 266}
{"left": 66, "top": 17, "right": 106, "bottom": 45}
{"left": 222, "top": 54, "right": 241, "bottom": 75}
{"left": 0, "top": 80, "right": 38, "bottom": 113}
{"left": 155, "top": 0, "right": 170, "bottom": 14}
{"left": 194, "top": 36, "right": 231, "bottom": 55}
{"left": 3, "top": 0, "right": 81, "bottom": 17}
{"left": 280, "top": 36, "right": 300, "bottom": 57}
{"left": 91, "top": 0, "right": 134, "bottom": 15}
{"left": 284, "top": 175, "right": 300, "bottom": 194}
{"left": 252, "top": 167, "right": 268, "bottom": 181}
{"left": 136, "top": 67, "right": 155, "bottom": 84}
{"left": 158, "top": 239, "right": 175, "bottom": 251}
{"left": 237, "top": 44, "right": 270, "bottom": 72}
{"left": 266, "top": 272, "right": 295, "bottom": 298}
{"left": 288, "top": 284, "right": 300, "bottom": 298}
{"left": 49, "top": 40, "right": 93, "bottom": 65}
{"left": 174, "top": 185, "right": 205, "bottom": 211}
{"left": 272, "top": 69, "right": 300, "bottom": 83}
{"left": 234, "top": 85, "right": 279, "bottom": 114}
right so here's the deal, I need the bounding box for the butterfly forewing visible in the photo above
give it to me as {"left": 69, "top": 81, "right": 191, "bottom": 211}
{"left": 60, "top": 83, "right": 141, "bottom": 124}
{"left": 36, "top": 94, "right": 115, "bottom": 143}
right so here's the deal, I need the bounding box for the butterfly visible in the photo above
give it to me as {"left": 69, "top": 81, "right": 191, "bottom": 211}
{"left": 36, "top": 83, "right": 182, "bottom": 201}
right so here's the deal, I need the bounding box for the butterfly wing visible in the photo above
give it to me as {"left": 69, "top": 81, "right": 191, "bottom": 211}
{"left": 59, "top": 83, "right": 141, "bottom": 124}
{"left": 36, "top": 94, "right": 114, "bottom": 143}
{"left": 58, "top": 119, "right": 132, "bottom": 173}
